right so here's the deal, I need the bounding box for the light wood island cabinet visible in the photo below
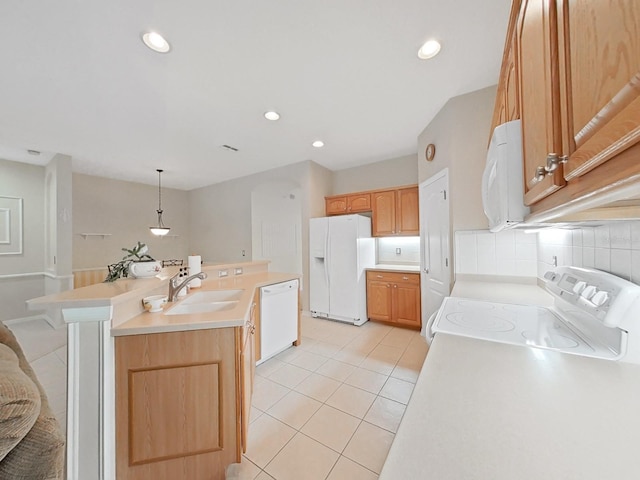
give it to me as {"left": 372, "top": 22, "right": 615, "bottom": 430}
{"left": 115, "top": 322, "right": 257, "bottom": 479}
{"left": 366, "top": 270, "right": 421, "bottom": 329}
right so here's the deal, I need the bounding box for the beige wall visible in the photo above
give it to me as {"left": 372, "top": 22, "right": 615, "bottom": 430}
{"left": 332, "top": 154, "right": 418, "bottom": 194}
{"left": 72, "top": 173, "right": 190, "bottom": 270}
{"left": 189, "top": 160, "right": 332, "bottom": 310}
{"left": 0, "top": 159, "right": 46, "bottom": 321}
{"left": 418, "top": 85, "right": 496, "bottom": 232}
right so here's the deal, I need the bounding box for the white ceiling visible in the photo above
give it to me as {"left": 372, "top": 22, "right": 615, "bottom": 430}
{"left": 0, "top": 0, "right": 510, "bottom": 190}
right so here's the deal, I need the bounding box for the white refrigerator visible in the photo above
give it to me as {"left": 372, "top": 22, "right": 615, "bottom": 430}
{"left": 309, "top": 214, "right": 375, "bottom": 325}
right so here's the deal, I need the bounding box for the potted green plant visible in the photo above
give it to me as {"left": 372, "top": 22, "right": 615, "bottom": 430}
{"left": 104, "top": 242, "right": 159, "bottom": 282}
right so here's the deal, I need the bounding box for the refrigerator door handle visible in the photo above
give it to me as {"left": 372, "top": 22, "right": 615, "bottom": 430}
{"left": 324, "top": 226, "right": 330, "bottom": 287}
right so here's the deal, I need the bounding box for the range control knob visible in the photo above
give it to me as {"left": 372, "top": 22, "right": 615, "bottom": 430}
{"left": 581, "top": 285, "right": 598, "bottom": 300}
{"left": 572, "top": 281, "right": 587, "bottom": 294}
{"left": 592, "top": 291, "right": 609, "bottom": 307}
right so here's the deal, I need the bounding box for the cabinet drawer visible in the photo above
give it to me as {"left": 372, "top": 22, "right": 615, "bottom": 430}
{"left": 367, "top": 270, "right": 420, "bottom": 285}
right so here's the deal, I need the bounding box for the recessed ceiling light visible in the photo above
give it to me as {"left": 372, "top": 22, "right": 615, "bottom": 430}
{"left": 418, "top": 39, "right": 441, "bottom": 59}
{"left": 264, "top": 111, "right": 280, "bottom": 121}
{"left": 312, "top": 140, "right": 324, "bottom": 148}
{"left": 142, "top": 31, "right": 171, "bottom": 53}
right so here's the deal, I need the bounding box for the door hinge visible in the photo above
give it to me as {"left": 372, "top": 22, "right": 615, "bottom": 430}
{"left": 443, "top": 190, "right": 447, "bottom": 200}
{"left": 445, "top": 258, "right": 449, "bottom": 267}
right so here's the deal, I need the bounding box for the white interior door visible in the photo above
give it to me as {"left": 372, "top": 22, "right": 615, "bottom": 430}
{"left": 420, "top": 169, "right": 451, "bottom": 328}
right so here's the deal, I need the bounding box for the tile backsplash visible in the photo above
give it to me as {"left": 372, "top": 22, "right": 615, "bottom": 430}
{"left": 455, "top": 230, "right": 538, "bottom": 277}
{"left": 377, "top": 236, "right": 420, "bottom": 265}
{"left": 537, "top": 222, "right": 640, "bottom": 284}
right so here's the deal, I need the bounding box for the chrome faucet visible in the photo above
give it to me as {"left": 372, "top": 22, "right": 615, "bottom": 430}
{"left": 168, "top": 271, "right": 207, "bottom": 302}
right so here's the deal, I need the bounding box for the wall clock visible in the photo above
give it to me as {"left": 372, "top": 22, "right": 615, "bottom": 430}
{"left": 425, "top": 143, "right": 436, "bottom": 161}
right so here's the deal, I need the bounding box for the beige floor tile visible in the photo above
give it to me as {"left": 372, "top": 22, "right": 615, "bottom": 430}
{"left": 359, "top": 356, "right": 396, "bottom": 376}
{"left": 288, "top": 351, "right": 329, "bottom": 371}
{"left": 301, "top": 405, "right": 361, "bottom": 453}
{"left": 265, "top": 433, "right": 339, "bottom": 480}
{"left": 316, "top": 359, "right": 356, "bottom": 382}
{"left": 332, "top": 348, "right": 367, "bottom": 366}
{"left": 254, "top": 472, "right": 275, "bottom": 480}
{"left": 379, "top": 328, "right": 416, "bottom": 349}
{"left": 250, "top": 406, "right": 263, "bottom": 424}
{"left": 343, "top": 422, "right": 394, "bottom": 474}
{"left": 225, "top": 456, "right": 262, "bottom": 480}
{"left": 267, "top": 363, "right": 312, "bottom": 388}
{"left": 344, "top": 367, "right": 388, "bottom": 394}
{"left": 245, "top": 415, "right": 296, "bottom": 469}
{"left": 368, "top": 344, "right": 404, "bottom": 363}
{"left": 266, "top": 391, "right": 322, "bottom": 430}
{"left": 307, "top": 340, "right": 342, "bottom": 358}
{"left": 379, "top": 377, "right": 415, "bottom": 405}
{"left": 326, "top": 384, "right": 376, "bottom": 419}
{"left": 256, "top": 357, "right": 286, "bottom": 378}
{"left": 389, "top": 363, "right": 420, "bottom": 384}
{"left": 252, "top": 377, "right": 291, "bottom": 411}
{"left": 363, "top": 396, "right": 406, "bottom": 433}
{"left": 275, "top": 345, "right": 303, "bottom": 363}
{"left": 8, "top": 319, "right": 67, "bottom": 362}
{"left": 297, "top": 336, "right": 319, "bottom": 351}
{"left": 326, "top": 456, "right": 379, "bottom": 480}
{"left": 294, "top": 373, "right": 341, "bottom": 402}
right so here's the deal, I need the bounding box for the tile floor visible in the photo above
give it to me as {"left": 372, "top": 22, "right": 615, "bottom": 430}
{"left": 3, "top": 314, "right": 429, "bottom": 480}
{"left": 230, "top": 315, "right": 428, "bottom": 480}
{"left": 4, "top": 317, "right": 68, "bottom": 432}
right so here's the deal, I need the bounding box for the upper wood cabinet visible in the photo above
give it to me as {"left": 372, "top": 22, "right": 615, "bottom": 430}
{"left": 491, "top": 26, "right": 520, "bottom": 131}
{"left": 493, "top": 0, "right": 640, "bottom": 217}
{"left": 325, "top": 185, "right": 419, "bottom": 237}
{"left": 325, "top": 192, "right": 371, "bottom": 215}
{"left": 517, "top": 0, "right": 566, "bottom": 205}
{"left": 371, "top": 187, "right": 419, "bottom": 237}
{"left": 557, "top": 0, "right": 640, "bottom": 180}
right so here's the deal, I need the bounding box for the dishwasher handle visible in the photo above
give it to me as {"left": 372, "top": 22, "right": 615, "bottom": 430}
{"left": 261, "top": 280, "right": 299, "bottom": 296}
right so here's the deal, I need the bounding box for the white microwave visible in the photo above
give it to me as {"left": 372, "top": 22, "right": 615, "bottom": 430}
{"left": 481, "top": 119, "right": 530, "bottom": 232}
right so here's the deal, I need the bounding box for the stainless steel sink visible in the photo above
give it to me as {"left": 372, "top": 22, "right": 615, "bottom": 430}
{"left": 165, "top": 300, "right": 239, "bottom": 315}
{"left": 180, "top": 289, "right": 244, "bottom": 304}
{"left": 164, "top": 289, "right": 244, "bottom": 315}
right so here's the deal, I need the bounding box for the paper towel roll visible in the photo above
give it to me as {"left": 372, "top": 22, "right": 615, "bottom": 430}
{"left": 188, "top": 255, "right": 202, "bottom": 288}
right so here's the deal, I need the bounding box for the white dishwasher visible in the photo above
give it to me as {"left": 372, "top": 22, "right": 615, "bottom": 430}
{"left": 258, "top": 279, "right": 299, "bottom": 364}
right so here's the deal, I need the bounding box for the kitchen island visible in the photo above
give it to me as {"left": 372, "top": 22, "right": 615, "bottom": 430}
{"left": 27, "top": 261, "right": 300, "bottom": 480}
{"left": 380, "top": 278, "right": 640, "bottom": 479}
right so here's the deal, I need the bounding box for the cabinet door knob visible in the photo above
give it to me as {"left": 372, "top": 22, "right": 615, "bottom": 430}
{"left": 393, "top": 284, "right": 397, "bottom": 288}
{"left": 376, "top": 275, "right": 383, "bottom": 278}
{"left": 402, "top": 276, "right": 408, "bottom": 280}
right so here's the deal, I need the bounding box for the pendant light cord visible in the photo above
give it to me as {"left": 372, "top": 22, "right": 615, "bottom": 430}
{"left": 156, "top": 169, "right": 164, "bottom": 227}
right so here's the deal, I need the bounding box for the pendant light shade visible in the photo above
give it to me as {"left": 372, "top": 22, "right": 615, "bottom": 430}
{"left": 150, "top": 169, "right": 170, "bottom": 236}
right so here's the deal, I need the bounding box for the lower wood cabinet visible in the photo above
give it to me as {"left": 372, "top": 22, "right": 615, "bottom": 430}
{"left": 115, "top": 323, "right": 255, "bottom": 479}
{"left": 366, "top": 270, "right": 421, "bottom": 329}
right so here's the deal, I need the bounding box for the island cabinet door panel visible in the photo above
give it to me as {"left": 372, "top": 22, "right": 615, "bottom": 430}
{"left": 367, "top": 280, "right": 393, "bottom": 321}
{"left": 517, "top": 0, "right": 565, "bottom": 205}
{"left": 372, "top": 190, "right": 396, "bottom": 236}
{"left": 115, "top": 328, "right": 238, "bottom": 480}
{"left": 559, "top": 0, "right": 640, "bottom": 180}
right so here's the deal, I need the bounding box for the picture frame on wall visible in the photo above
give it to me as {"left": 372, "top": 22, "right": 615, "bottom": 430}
{"left": 0, "top": 196, "right": 23, "bottom": 255}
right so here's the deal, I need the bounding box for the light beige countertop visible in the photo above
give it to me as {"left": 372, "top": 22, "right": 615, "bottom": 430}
{"left": 381, "top": 276, "right": 640, "bottom": 480}
{"left": 367, "top": 264, "right": 421, "bottom": 273}
{"left": 27, "top": 260, "right": 300, "bottom": 336}
{"left": 112, "top": 271, "right": 299, "bottom": 336}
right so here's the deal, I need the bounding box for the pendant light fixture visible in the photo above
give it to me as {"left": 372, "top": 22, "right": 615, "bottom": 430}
{"left": 150, "top": 169, "right": 170, "bottom": 236}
